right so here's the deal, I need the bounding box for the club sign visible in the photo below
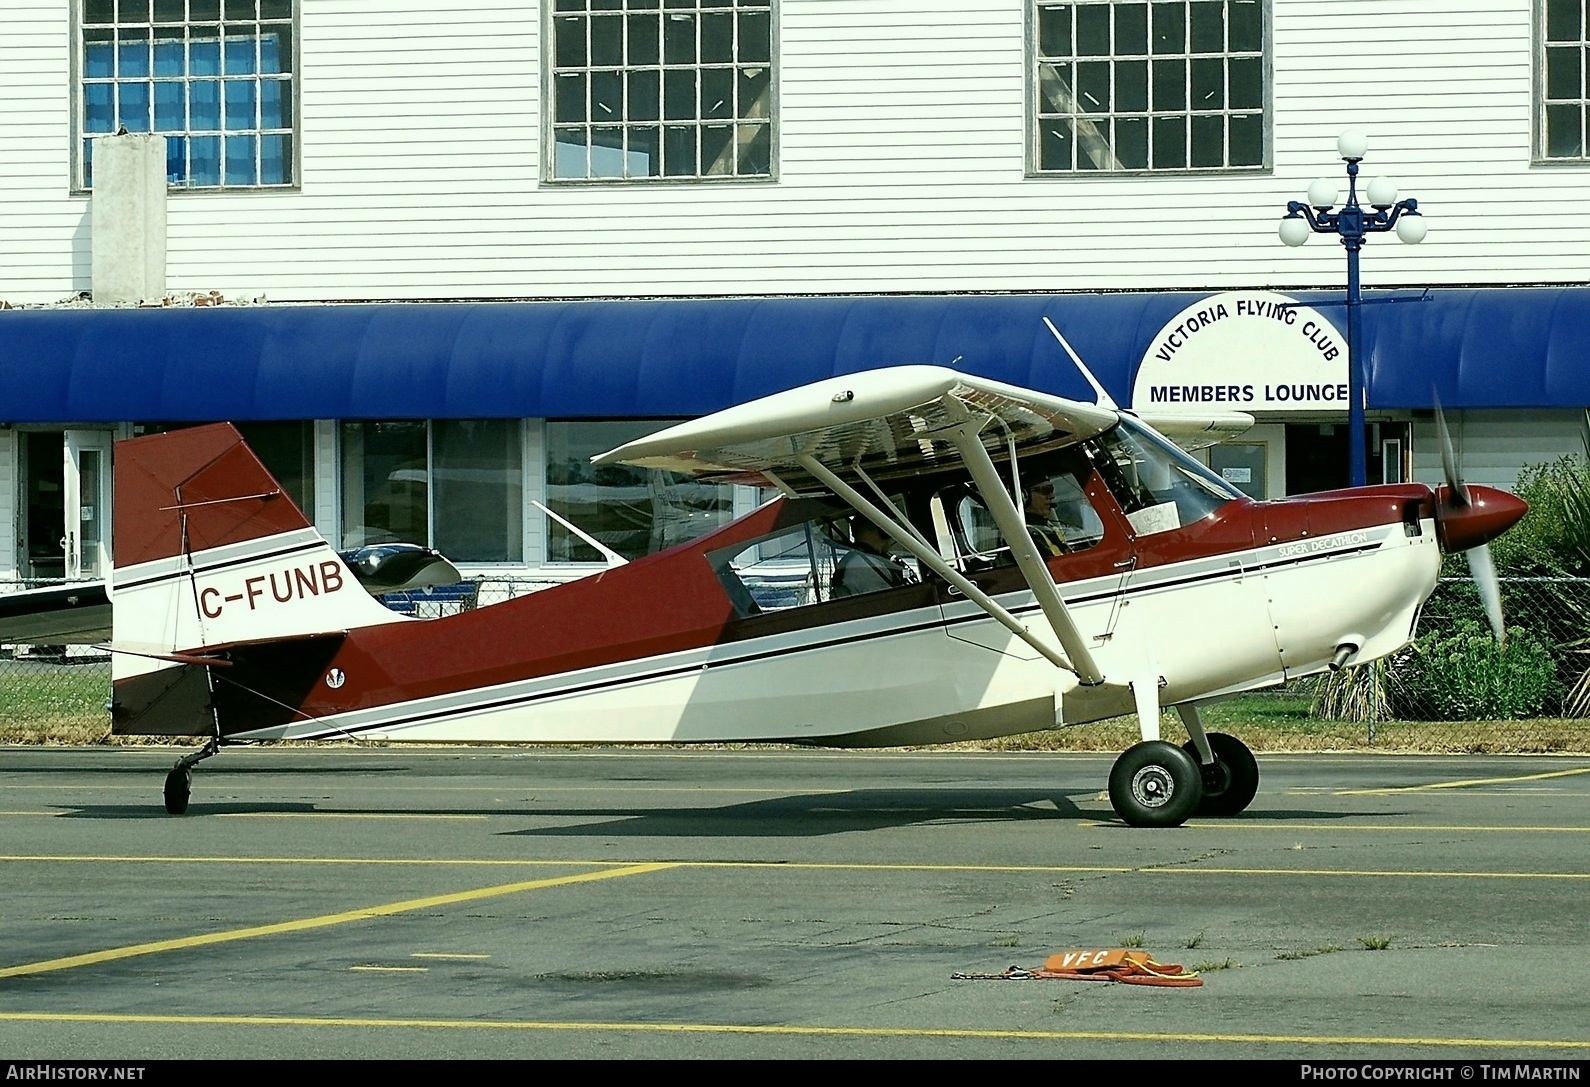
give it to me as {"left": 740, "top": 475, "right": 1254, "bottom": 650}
{"left": 1132, "top": 291, "right": 1351, "bottom": 413}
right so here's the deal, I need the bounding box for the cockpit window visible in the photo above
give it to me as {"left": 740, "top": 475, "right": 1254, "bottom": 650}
{"left": 1086, "top": 419, "right": 1243, "bottom": 536}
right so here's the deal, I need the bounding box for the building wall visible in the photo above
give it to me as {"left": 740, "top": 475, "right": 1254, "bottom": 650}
{"left": 1411, "top": 410, "right": 1588, "bottom": 491}
{"left": 1, "top": 1, "right": 1586, "bottom": 305}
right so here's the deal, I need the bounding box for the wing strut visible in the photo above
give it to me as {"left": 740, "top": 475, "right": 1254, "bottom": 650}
{"left": 942, "top": 419, "right": 1107, "bottom": 687}
{"left": 795, "top": 452, "right": 1095, "bottom": 681}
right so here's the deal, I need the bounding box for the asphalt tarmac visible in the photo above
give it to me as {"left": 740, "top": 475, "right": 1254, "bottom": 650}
{"left": 0, "top": 745, "right": 1587, "bottom": 1061}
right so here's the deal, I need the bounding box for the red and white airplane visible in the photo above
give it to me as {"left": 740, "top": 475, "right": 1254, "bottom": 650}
{"left": 104, "top": 364, "right": 1526, "bottom": 825}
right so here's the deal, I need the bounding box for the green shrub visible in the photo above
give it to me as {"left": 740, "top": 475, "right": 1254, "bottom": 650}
{"left": 1393, "top": 620, "right": 1563, "bottom": 720}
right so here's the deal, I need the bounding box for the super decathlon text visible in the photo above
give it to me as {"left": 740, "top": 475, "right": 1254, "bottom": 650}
{"left": 5, "top": 1067, "right": 146, "bottom": 1081}
{"left": 198, "top": 560, "right": 345, "bottom": 619}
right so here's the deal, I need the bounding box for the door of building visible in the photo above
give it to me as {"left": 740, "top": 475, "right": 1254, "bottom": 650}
{"left": 62, "top": 430, "right": 114, "bottom": 580}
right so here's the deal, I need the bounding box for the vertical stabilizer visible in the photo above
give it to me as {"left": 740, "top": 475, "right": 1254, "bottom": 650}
{"left": 111, "top": 424, "right": 406, "bottom": 684}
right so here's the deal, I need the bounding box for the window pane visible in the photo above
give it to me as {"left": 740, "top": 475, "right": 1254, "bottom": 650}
{"left": 663, "top": 12, "right": 696, "bottom": 64}
{"left": 191, "top": 79, "right": 220, "bottom": 129}
{"left": 260, "top": 132, "right": 291, "bottom": 183}
{"left": 1228, "top": 54, "right": 1260, "bottom": 109}
{"left": 701, "top": 11, "right": 734, "bottom": 62}
{"left": 546, "top": 422, "right": 732, "bottom": 561}
{"left": 738, "top": 10, "right": 770, "bottom": 64}
{"left": 1152, "top": 114, "right": 1186, "bottom": 167}
{"left": 1546, "top": 103, "right": 1585, "bottom": 157}
{"left": 1115, "top": 115, "right": 1148, "bottom": 168}
{"left": 260, "top": 76, "right": 291, "bottom": 128}
{"left": 191, "top": 32, "right": 221, "bottom": 76}
{"left": 120, "top": 30, "right": 151, "bottom": 77}
{"left": 1191, "top": 56, "right": 1223, "bottom": 108}
{"left": 1547, "top": 47, "right": 1582, "bottom": 100}
{"left": 664, "top": 68, "right": 696, "bottom": 119}
{"left": 1546, "top": 0, "right": 1583, "bottom": 43}
{"left": 165, "top": 134, "right": 187, "bottom": 182}
{"left": 554, "top": 129, "right": 589, "bottom": 177}
{"left": 1190, "top": 1, "right": 1225, "bottom": 52}
{"left": 1229, "top": 111, "right": 1262, "bottom": 165}
{"left": 85, "top": 84, "right": 116, "bottom": 133}
{"left": 341, "top": 422, "right": 428, "bottom": 550}
{"left": 1115, "top": 58, "right": 1148, "bottom": 111}
{"left": 1152, "top": 57, "right": 1185, "bottom": 109}
{"left": 223, "top": 32, "right": 256, "bottom": 75}
{"left": 663, "top": 124, "right": 696, "bottom": 175}
{"left": 224, "top": 78, "right": 256, "bottom": 129}
{"left": 86, "top": 1, "right": 116, "bottom": 25}
{"left": 591, "top": 68, "right": 622, "bottom": 118}
{"left": 628, "top": 12, "right": 660, "bottom": 64}
{"left": 1040, "top": 119, "right": 1075, "bottom": 169}
{"left": 1038, "top": 4, "right": 1072, "bottom": 56}
{"left": 702, "top": 122, "right": 733, "bottom": 174}
{"left": 1076, "top": 4, "right": 1110, "bottom": 55}
{"left": 118, "top": 82, "right": 152, "bottom": 131}
{"left": 629, "top": 69, "right": 660, "bottom": 121}
{"left": 591, "top": 125, "right": 625, "bottom": 177}
{"left": 1039, "top": 61, "right": 1075, "bottom": 112}
{"left": 737, "top": 121, "right": 770, "bottom": 174}
{"left": 1228, "top": 0, "right": 1262, "bottom": 52}
{"left": 701, "top": 67, "right": 733, "bottom": 118}
{"left": 224, "top": 132, "right": 255, "bottom": 183}
{"left": 119, "top": 1, "right": 151, "bottom": 26}
{"left": 261, "top": 27, "right": 290, "bottom": 74}
{"left": 1190, "top": 113, "right": 1224, "bottom": 166}
{"left": 628, "top": 125, "right": 662, "bottom": 176}
{"left": 154, "top": 34, "right": 184, "bottom": 75}
{"left": 433, "top": 421, "right": 523, "bottom": 564}
{"left": 86, "top": 29, "right": 115, "bottom": 77}
{"left": 1115, "top": 3, "right": 1148, "bottom": 54}
{"left": 192, "top": 0, "right": 220, "bottom": 19}
{"left": 555, "top": 16, "right": 587, "bottom": 67}
{"left": 555, "top": 72, "right": 587, "bottom": 123}
{"left": 1151, "top": 2, "right": 1185, "bottom": 53}
{"left": 739, "top": 66, "right": 769, "bottom": 118}
{"left": 1077, "top": 60, "right": 1110, "bottom": 111}
{"left": 590, "top": 14, "right": 623, "bottom": 65}
{"left": 190, "top": 134, "right": 220, "bottom": 183}
{"left": 154, "top": 80, "right": 185, "bottom": 130}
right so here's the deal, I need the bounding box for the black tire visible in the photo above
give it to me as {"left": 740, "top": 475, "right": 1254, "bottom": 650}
{"left": 164, "top": 767, "right": 191, "bottom": 816}
{"left": 1182, "top": 732, "right": 1259, "bottom": 817}
{"left": 1108, "top": 740, "right": 1202, "bottom": 828}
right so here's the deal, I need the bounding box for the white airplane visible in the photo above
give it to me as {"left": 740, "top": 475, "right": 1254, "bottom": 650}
{"left": 100, "top": 363, "right": 1525, "bottom": 825}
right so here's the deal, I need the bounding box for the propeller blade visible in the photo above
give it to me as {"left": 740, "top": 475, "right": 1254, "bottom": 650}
{"left": 1433, "top": 395, "right": 1469, "bottom": 507}
{"left": 1465, "top": 544, "right": 1506, "bottom": 647}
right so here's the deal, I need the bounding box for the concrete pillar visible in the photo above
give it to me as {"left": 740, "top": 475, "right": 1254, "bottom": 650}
{"left": 90, "top": 133, "right": 167, "bottom": 306}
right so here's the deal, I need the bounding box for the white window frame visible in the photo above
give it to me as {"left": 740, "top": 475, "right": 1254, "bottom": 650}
{"left": 73, "top": 0, "right": 300, "bottom": 193}
{"left": 544, "top": 0, "right": 778, "bottom": 183}
{"left": 1538, "top": 0, "right": 1590, "bottom": 163}
{"left": 1027, "top": 0, "right": 1269, "bottom": 176}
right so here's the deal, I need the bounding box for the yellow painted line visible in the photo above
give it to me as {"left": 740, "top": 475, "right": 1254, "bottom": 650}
{"left": 0, "top": 862, "right": 675, "bottom": 981}
{"left": 1338, "top": 765, "right": 1590, "bottom": 795}
{"left": 0, "top": 854, "right": 1586, "bottom": 880}
{"left": 411, "top": 953, "right": 490, "bottom": 960}
{"left": 0, "top": 1011, "right": 1584, "bottom": 1050}
{"left": 1171, "top": 823, "right": 1590, "bottom": 833}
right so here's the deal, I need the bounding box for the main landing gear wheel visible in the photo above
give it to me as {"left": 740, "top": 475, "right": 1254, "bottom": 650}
{"left": 1182, "top": 732, "right": 1259, "bottom": 817}
{"left": 164, "top": 765, "right": 192, "bottom": 815}
{"left": 1108, "top": 740, "right": 1202, "bottom": 828}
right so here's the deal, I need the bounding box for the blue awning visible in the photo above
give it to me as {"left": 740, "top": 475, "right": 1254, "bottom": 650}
{"left": 2, "top": 287, "right": 1587, "bottom": 423}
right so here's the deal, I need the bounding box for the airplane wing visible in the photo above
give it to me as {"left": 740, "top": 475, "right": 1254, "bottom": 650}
{"left": 598, "top": 365, "right": 1116, "bottom": 686}
{"left": 593, "top": 365, "right": 1119, "bottom": 494}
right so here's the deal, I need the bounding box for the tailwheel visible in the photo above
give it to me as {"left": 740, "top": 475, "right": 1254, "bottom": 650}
{"left": 163, "top": 765, "right": 192, "bottom": 815}
{"left": 1182, "top": 732, "right": 1259, "bottom": 817}
{"left": 1108, "top": 740, "right": 1202, "bottom": 828}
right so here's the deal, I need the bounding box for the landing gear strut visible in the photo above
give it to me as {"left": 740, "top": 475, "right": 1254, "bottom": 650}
{"left": 164, "top": 734, "right": 221, "bottom": 815}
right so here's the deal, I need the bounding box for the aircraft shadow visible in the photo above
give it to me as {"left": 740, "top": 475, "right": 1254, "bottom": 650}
{"left": 500, "top": 787, "right": 1098, "bottom": 838}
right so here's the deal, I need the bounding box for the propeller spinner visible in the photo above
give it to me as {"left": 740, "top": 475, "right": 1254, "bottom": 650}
{"left": 1432, "top": 403, "right": 1528, "bottom": 645}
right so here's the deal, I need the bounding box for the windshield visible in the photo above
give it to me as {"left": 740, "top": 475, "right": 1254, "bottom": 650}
{"left": 1085, "top": 419, "right": 1243, "bottom": 536}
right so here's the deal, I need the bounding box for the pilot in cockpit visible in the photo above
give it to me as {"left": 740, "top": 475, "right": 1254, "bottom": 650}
{"left": 831, "top": 517, "right": 916, "bottom": 597}
{"left": 1022, "top": 480, "right": 1071, "bottom": 557}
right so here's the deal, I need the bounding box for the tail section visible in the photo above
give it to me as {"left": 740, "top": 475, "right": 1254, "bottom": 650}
{"left": 110, "top": 424, "right": 406, "bottom": 697}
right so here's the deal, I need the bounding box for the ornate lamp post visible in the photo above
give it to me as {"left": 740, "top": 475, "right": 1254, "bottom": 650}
{"left": 1279, "top": 130, "right": 1426, "bottom": 488}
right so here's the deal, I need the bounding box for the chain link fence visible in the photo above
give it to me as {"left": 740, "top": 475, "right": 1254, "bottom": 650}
{"left": 5, "top": 575, "right": 1588, "bottom": 750}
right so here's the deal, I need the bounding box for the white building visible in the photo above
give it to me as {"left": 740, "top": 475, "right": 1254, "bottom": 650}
{"left": 1, "top": 1, "right": 1587, "bottom": 586}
